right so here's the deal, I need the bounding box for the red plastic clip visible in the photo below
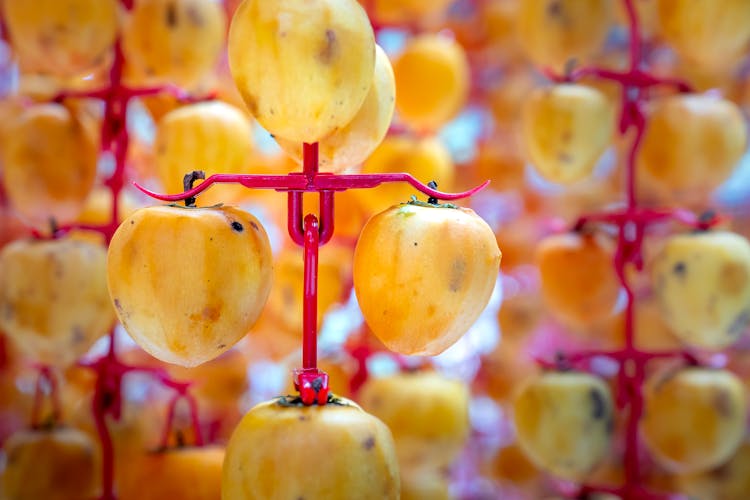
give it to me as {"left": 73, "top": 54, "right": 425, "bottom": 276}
{"left": 293, "top": 368, "right": 330, "bottom": 405}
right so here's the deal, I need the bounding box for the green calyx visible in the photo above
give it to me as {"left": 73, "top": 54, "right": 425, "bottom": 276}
{"left": 404, "top": 180, "right": 458, "bottom": 209}
{"left": 275, "top": 394, "right": 349, "bottom": 407}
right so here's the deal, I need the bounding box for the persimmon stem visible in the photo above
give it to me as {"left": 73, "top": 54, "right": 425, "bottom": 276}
{"left": 183, "top": 171, "right": 206, "bottom": 207}
{"left": 427, "top": 180, "right": 439, "bottom": 205}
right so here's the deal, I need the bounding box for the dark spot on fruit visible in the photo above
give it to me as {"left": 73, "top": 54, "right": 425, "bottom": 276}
{"left": 590, "top": 388, "right": 606, "bottom": 420}
{"left": 165, "top": 2, "right": 178, "bottom": 27}
{"left": 413, "top": 242, "right": 418, "bottom": 246}
{"left": 217, "top": 343, "right": 226, "bottom": 350}
{"left": 547, "top": 0, "right": 563, "bottom": 17}
{"left": 319, "top": 29, "right": 337, "bottom": 64}
{"left": 130, "top": 220, "right": 135, "bottom": 225}
{"left": 298, "top": 415, "right": 309, "bottom": 421}
{"left": 231, "top": 221, "right": 244, "bottom": 232}
{"left": 71, "top": 326, "right": 86, "bottom": 344}
{"left": 711, "top": 460, "right": 733, "bottom": 479}
{"left": 37, "top": 32, "right": 54, "bottom": 48}
{"left": 250, "top": 221, "right": 259, "bottom": 231}
{"left": 713, "top": 390, "right": 733, "bottom": 418}
{"left": 720, "top": 261, "right": 749, "bottom": 295}
{"left": 363, "top": 436, "right": 375, "bottom": 450}
{"left": 557, "top": 152, "right": 573, "bottom": 164}
{"left": 186, "top": 6, "right": 204, "bottom": 26}
{"left": 242, "top": 93, "right": 259, "bottom": 116}
{"left": 202, "top": 306, "right": 220, "bottom": 321}
{"left": 727, "top": 309, "right": 750, "bottom": 337}
{"left": 449, "top": 259, "right": 466, "bottom": 292}
{"left": 673, "top": 261, "right": 686, "bottom": 277}
{"left": 114, "top": 299, "right": 122, "bottom": 311}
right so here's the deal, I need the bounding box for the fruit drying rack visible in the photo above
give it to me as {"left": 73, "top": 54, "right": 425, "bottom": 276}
{"left": 2, "top": 1, "right": 745, "bottom": 499}
{"left": 15, "top": 24, "right": 211, "bottom": 500}
{"left": 531, "top": 1, "right": 723, "bottom": 499}
{"left": 5, "top": 1, "right": 489, "bottom": 498}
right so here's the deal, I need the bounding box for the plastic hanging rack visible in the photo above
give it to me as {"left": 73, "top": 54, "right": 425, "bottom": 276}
{"left": 137, "top": 139, "right": 488, "bottom": 406}
{"left": 534, "top": 1, "right": 722, "bottom": 498}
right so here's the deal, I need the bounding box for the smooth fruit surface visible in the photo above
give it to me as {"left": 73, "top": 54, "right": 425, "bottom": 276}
{"left": 521, "top": 84, "right": 614, "bottom": 183}
{"left": 0, "top": 236, "right": 114, "bottom": 367}
{"left": 393, "top": 34, "right": 470, "bottom": 132}
{"left": 359, "top": 0, "right": 453, "bottom": 25}
{"left": 222, "top": 396, "right": 399, "bottom": 499}
{"left": 2, "top": 0, "right": 117, "bottom": 77}
{"left": 651, "top": 231, "right": 750, "bottom": 349}
{"left": 277, "top": 44, "right": 396, "bottom": 171}
{"left": 656, "top": 0, "right": 750, "bottom": 69}
{"left": 2, "top": 427, "right": 97, "bottom": 500}
{"left": 641, "top": 368, "right": 747, "bottom": 473}
{"left": 155, "top": 101, "right": 254, "bottom": 206}
{"left": 2, "top": 103, "right": 99, "bottom": 230}
{"left": 358, "top": 371, "right": 470, "bottom": 469}
{"left": 107, "top": 205, "right": 273, "bottom": 367}
{"left": 122, "top": 0, "right": 226, "bottom": 86}
{"left": 117, "top": 446, "right": 224, "bottom": 500}
{"left": 517, "top": 0, "right": 612, "bottom": 71}
{"left": 353, "top": 202, "right": 501, "bottom": 356}
{"left": 513, "top": 371, "right": 614, "bottom": 481}
{"left": 638, "top": 94, "right": 746, "bottom": 199}
{"left": 536, "top": 232, "right": 620, "bottom": 327}
{"left": 228, "top": 0, "right": 375, "bottom": 143}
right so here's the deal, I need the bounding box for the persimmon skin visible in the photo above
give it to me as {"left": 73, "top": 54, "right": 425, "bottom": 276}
{"left": 521, "top": 84, "right": 615, "bottom": 184}
{"left": 277, "top": 44, "right": 396, "bottom": 172}
{"left": 2, "top": 103, "right": 99, "bottom": 230}
{"left": 641, "top": 368, "right": 748, "bottom": 474}
{"left": 222, "top": 397, "right": 399, "bottom": 500}
{"left": 117, "top": 446, "right": 224, "bottom": 500}
{"left": 651, "top": 231, "right": 750, "bottom": 349}
{"left": 0, "top": 235, "right": 114, "bottom": 367}
{"left": 155, "top": 101, "right": 254, "bottom": 206}
{"left": 122, "top": 0, "right": 226, "bottom": 87}
{"left": 536, "top": 232, "right": 620, "bottom": 327}
{"left": 265, "top": 246, "right": 349, "bottom": 333}
{"left": 2, "top": 427, "right": 97, "bottom": 500}
{"left": 358, "top": 371, "right": 470, "bottom": 470}
{"left": 228, "top": 0, "right": 375, "bottom": 143}
{"left": 513, "top": 371, "right": 615, "bottom": 481}
{"left": 638, "top": 94, "right": 747, "bottom": 200}
{"left": 517, "top": 0, "right": 612, "bottom": 72}
{"left": 2, "top": 0, "right": 117, "bottom": 77}
{"left": 656, "top": 0, "right": 750, "bottom": 70}
{"left": 107, "top": 205, "right": 273, "bottom": 367}
{"left": 353, "top": 202, "right": 501, "bottom": 356}
{"left": 358, "top": 135, "right": 455, "bottom": 216}
{"left": 392, "top": 34, "right": 470, "bottom": 132}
